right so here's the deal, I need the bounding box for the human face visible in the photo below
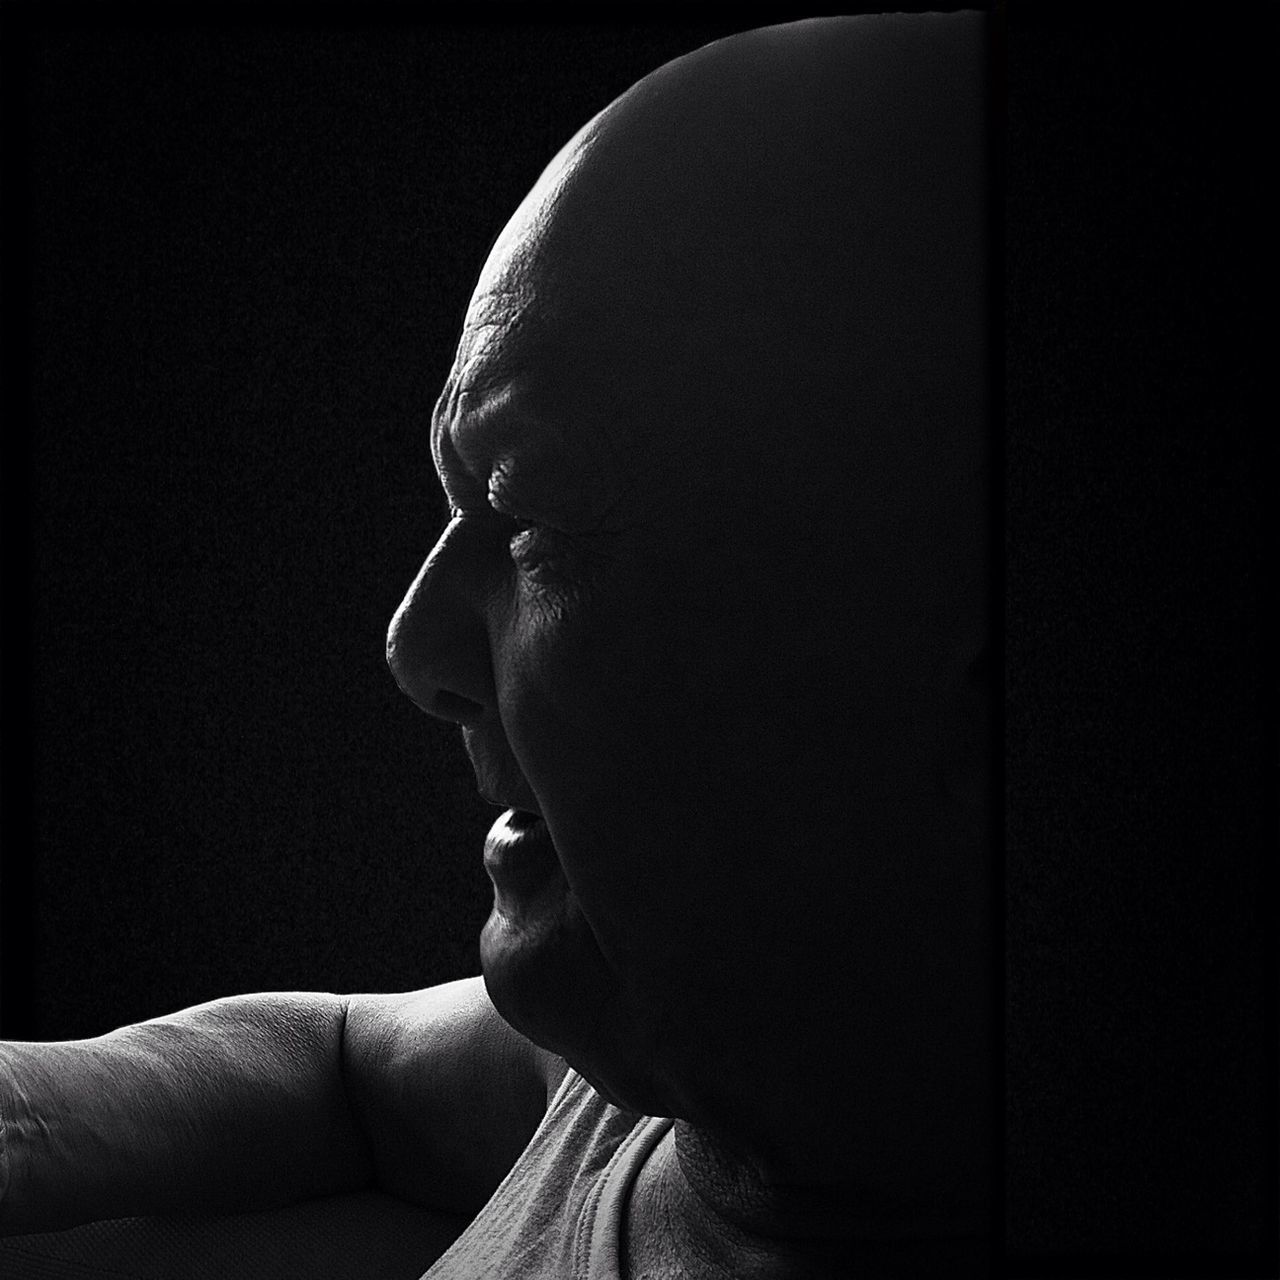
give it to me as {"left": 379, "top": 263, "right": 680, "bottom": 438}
{"left": 387, "top": 53, "right": 987, "bottom": 1127}
{"left": 385, "top": 182, "right": 788, "bottom": 1113}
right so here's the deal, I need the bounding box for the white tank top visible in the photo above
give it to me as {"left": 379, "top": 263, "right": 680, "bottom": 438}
{"left": 421, "top": 1069, "right": 673, "bottom": 1280}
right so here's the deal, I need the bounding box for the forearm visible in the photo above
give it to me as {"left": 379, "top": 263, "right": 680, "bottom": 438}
{"left": 0, "top": 993, "right": 374, "bottom": 1235}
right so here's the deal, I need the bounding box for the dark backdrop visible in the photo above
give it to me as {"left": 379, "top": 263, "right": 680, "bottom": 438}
{"left": 1, "top": 6, "right": 1274, "bottom": 1275}
{"left": 1, "top": 17, "right": 766, "bottom": 1040}
{"left": 1001, "top": 6, "right": 1274, "bottom": 1276}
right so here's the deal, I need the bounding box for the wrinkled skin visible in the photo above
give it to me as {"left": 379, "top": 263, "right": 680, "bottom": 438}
{"left": 388, "top": 13, "right": 990, "bottom": 1273}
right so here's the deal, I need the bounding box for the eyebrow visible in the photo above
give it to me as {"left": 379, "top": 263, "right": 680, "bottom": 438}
{"left": 431, "top": 378, "right": 547, "bottom": 517}
{"left": 438, "top": 371, "right": 554, "bottom": 469}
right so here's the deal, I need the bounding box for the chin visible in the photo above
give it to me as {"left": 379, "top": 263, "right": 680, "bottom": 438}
{"left": 480, "top": 900, "right": 677, "bottom": 1117}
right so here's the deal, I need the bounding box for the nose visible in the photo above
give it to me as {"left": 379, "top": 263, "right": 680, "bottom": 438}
{"left": 386, "top": 517, "right": 491, "bottom": 726}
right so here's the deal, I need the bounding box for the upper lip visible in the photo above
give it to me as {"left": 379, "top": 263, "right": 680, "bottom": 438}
{"left": 464, "top": 723, "right": 541, "bottom": 817}
{"left": 480, "top": 790, "right": 542, "bottom": 817}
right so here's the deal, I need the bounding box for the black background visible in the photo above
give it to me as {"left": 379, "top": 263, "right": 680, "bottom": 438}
{"left": 1002, "top": 8, "right": 1273, "bottom": 1275}
{"left": 1, "top": 15, "right": 759, "bottom": 1038}
{"left": 1, "top": 5, "right": 1274, "bottom": 1274}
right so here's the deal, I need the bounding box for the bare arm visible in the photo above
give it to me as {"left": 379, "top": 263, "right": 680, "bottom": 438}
{"left": 0, "top": 978, "right": 562, "bottom": 1235}
{"left": 343, "top": 977, "right": 568, "bottom": 1217}
{"left": 0, "top": 992, "right": 372, "bottom": 1235}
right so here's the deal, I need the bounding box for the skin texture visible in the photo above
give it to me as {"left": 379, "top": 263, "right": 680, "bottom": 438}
{"left": 387, "top": 14, "right": 990, "bottom": 1275}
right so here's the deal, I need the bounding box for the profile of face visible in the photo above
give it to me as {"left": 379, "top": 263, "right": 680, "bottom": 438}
{"left": 388, "top": 13, "right": 989, "bottom": 1185}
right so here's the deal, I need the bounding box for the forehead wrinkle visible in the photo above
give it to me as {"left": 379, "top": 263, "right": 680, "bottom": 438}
{"left": 429, "top": 315, "right": 521, "bottom": 472}
{"left": 442, "top": 325, "right": 536, "bottom": 477}
{"left": 452, "top": 389, "right": 520, "bottom": 476}
{"left": 450, "top": 312, "right": 575, "bottom": 471}
{"left": 429, "top": 376, "right": 460, "bottom": 490}
{"left": 432, "top": 154, "right": 648, "bottom": 523}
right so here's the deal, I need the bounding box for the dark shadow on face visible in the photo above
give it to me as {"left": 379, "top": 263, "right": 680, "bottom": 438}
{"left": 388, "top": 11, "right": 990, "bottom": 1220}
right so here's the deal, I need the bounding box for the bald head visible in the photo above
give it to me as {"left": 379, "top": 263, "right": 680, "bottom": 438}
{"left": 455, "top": 14, "right": 987, "bottom": 695}
{"left": 391, "top": 14, "right": 989, "bottom": 1246}
{"left": 489, "top": 22, "right": 980, "bottom": 430}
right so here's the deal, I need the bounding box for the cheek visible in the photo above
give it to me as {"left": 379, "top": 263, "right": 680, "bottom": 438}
{"left": 500, "top": 637, "right": 643, "bottom": 832}
{"left": 494, "top": 594, "right": 675, "bottom": 873}
{"left": 500, "top": 602, "right": 677, "bottom": 799}
{"left": 497, "top": 558, "right": 788, "bottom": 863}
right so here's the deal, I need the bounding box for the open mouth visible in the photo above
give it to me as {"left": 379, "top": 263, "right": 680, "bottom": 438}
{"left": 483, "top": 807, "right": 558, "bottom": 897}
{"left": 506, "top": 808, "right": 544, "bottom": 831}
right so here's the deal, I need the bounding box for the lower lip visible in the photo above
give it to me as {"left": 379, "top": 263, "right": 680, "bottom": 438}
{"left": 483, "top": 809, "right": 561, "bottom": 898}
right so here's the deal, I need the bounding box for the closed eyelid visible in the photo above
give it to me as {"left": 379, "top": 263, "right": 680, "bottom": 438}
{"left": 487, "top": 460, "right": 519, "bottom": 507}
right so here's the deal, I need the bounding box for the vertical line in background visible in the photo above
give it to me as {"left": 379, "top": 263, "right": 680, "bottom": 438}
{"left": 987, "top": 3, "right": 1008, "bottom": 1273}
{"left": 1260, "top": 337, "right": 1280, "bottom": 1277}
{"left": 0, "top": 10, "right": 39, "bottom": 1040}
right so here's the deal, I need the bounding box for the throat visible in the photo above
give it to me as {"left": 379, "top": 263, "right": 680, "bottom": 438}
{"left": 622, "top": 1129, "right": 726, "bottom": 1280}
{"left": 622, "top": 1126, "right": 839, "bottom": 1280}
{"left": 622, "top": 1122, "right": 990, "bottom": 1280}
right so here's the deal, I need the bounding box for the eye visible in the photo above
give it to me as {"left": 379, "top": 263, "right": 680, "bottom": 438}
{"left": 486, "top": 474, "right": 575, "bottom": 584}
{"left": 486, "top": 499, "right": 558, "bottom": 579}
{"left": 508, "top": 517, "right": 568, "bottom": 579}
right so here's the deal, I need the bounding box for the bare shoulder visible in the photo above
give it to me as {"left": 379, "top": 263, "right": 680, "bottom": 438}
{"left": 343, "top": 977, "right": 568, "bottom": 1215}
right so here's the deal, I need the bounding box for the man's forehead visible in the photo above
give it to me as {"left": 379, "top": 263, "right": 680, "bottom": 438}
{"left": 431, "top": 374, "right": 532, "bottom": 469}
{"left": 450, "top": 284, "right": 533, "bottom": 399}
{"left": 429, "top": 279, "right": 597, "bottom": 511}
{"left": 430, "top": 209, "right": 619, "bottom": 477}
{"left": 432, "top": 292, "right": 550, "bottom": 465}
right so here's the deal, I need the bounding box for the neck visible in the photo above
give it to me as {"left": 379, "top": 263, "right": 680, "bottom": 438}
{"left": 637, "top": 886, "right": 993, "bottom": 1238}
{"left": 625, "top": 1123, "right": 990, "bottom": 1280}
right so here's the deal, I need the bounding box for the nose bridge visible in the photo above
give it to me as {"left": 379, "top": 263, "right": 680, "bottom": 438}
{"left": 385, "top": 553, "right": 433, "bottom": 680}
{"left": 386, "top": 516, "right": 490, "bottom": 723}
